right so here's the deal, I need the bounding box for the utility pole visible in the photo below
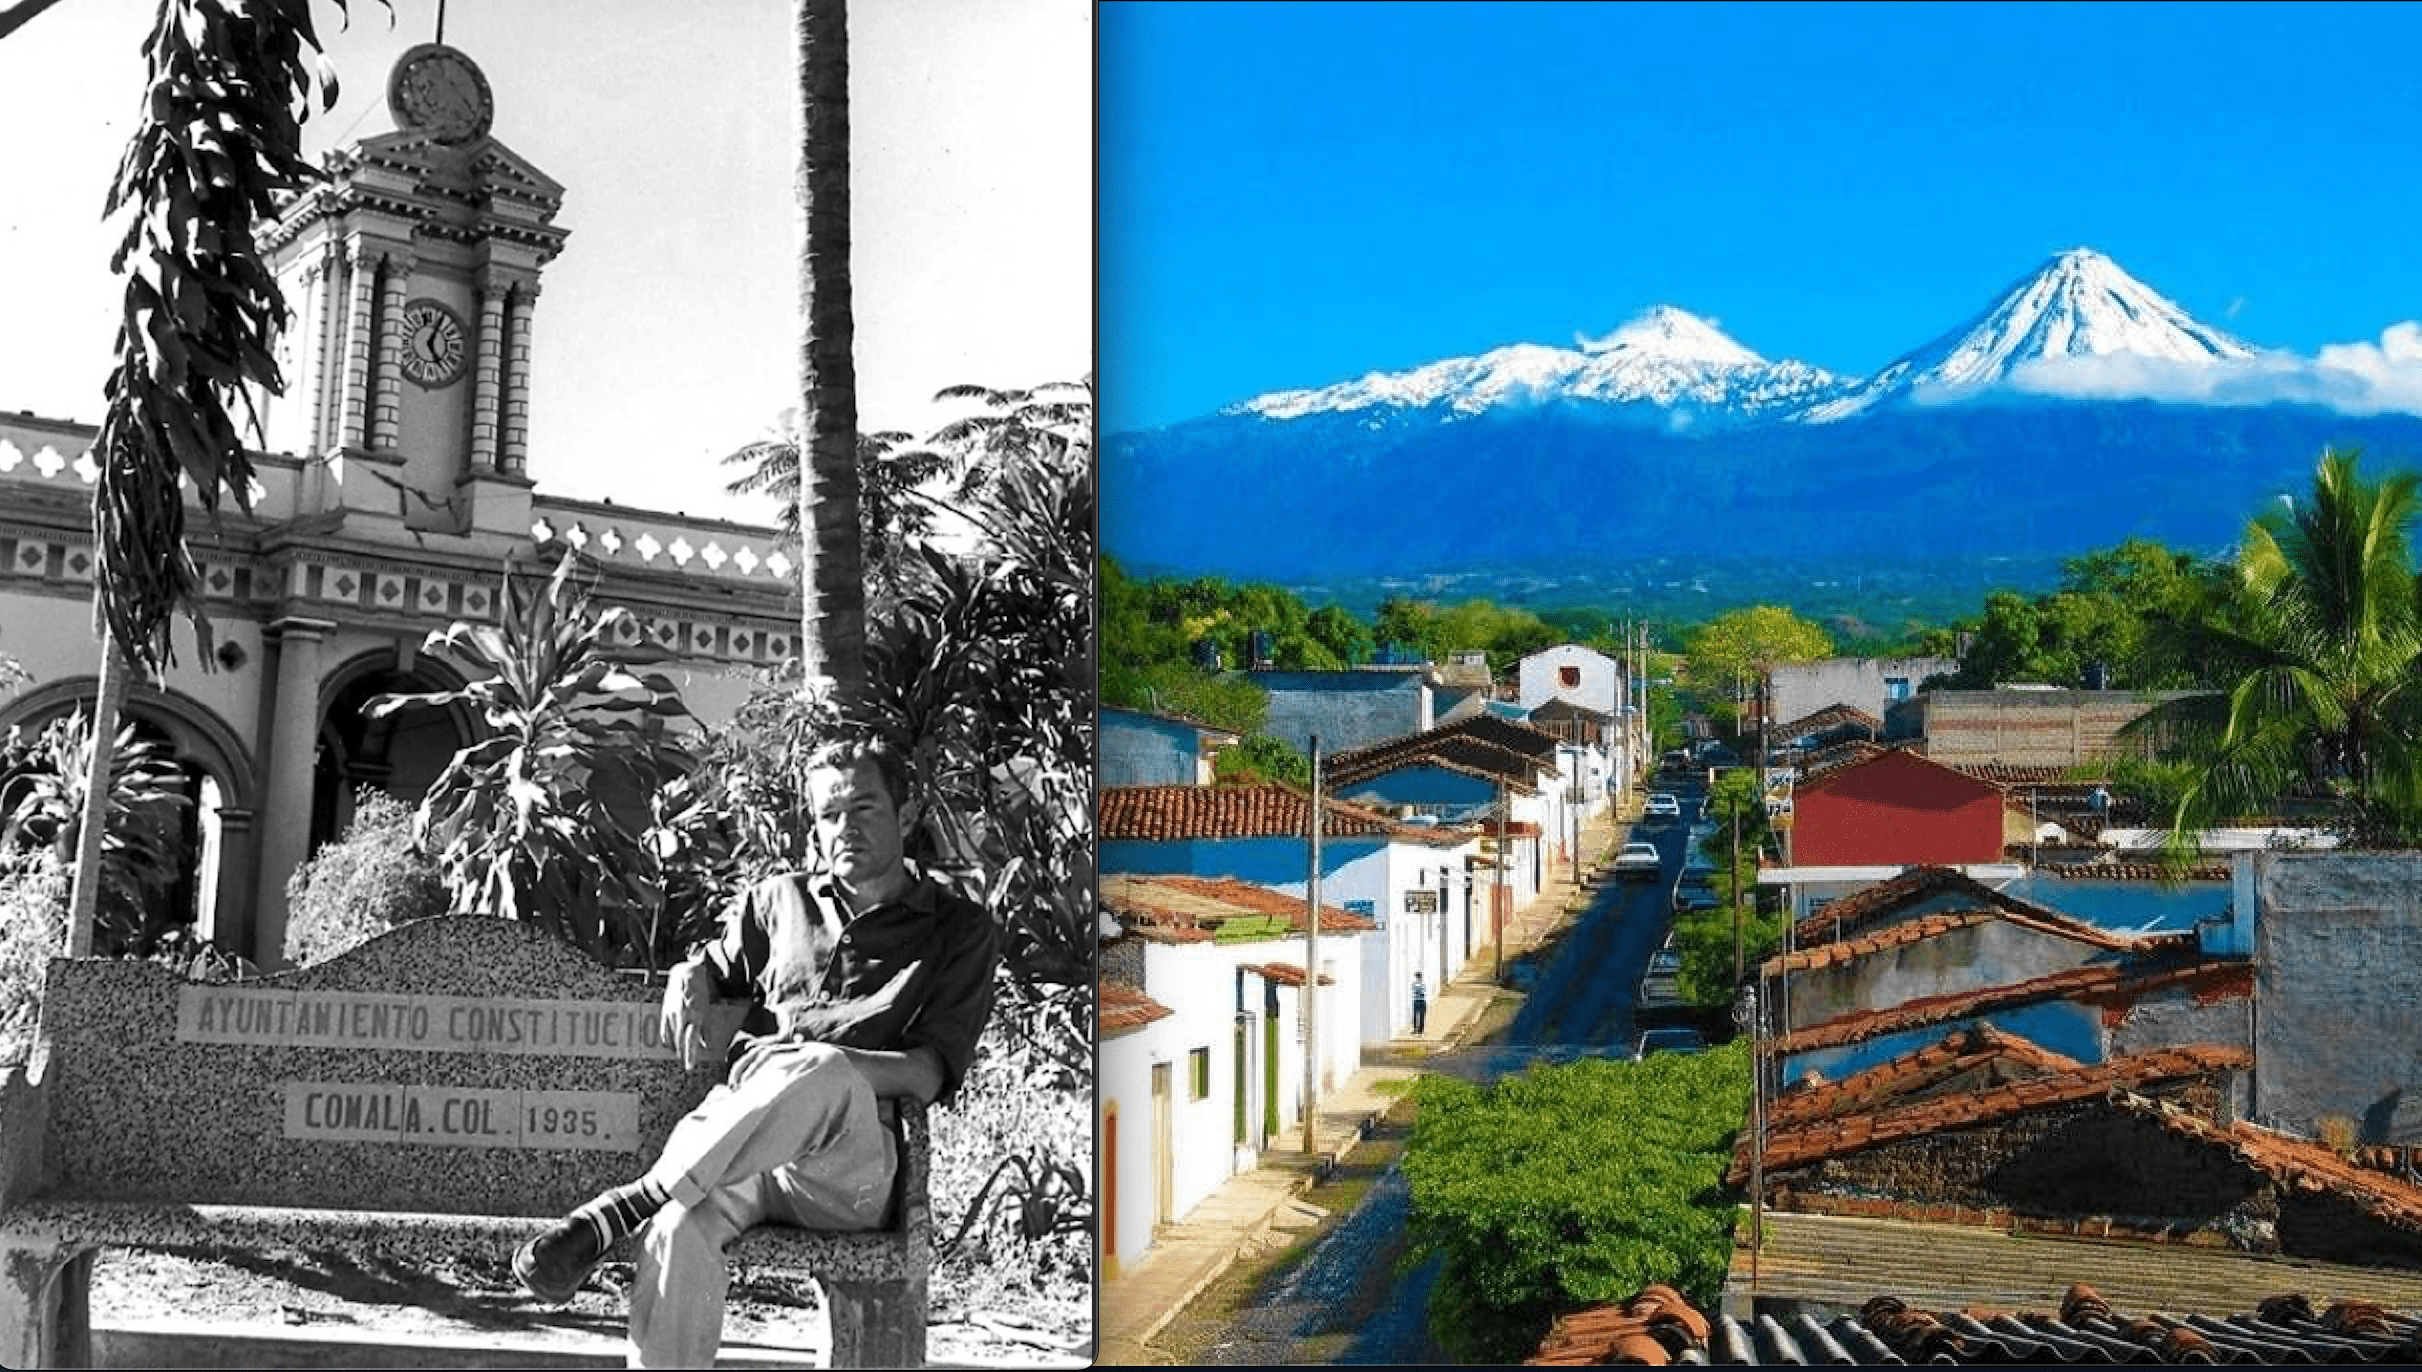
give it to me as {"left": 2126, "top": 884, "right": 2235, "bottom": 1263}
{"left": 1731, "top": 788, "right": 1745, "bottom": 984}
{"left": 1568, "top": 719, "right": 1584, "bottom": 888}
{"left": 1492, "top": 782, "right": 1508, "bottom": 985}
{"left": 1303, "top": 735, "right": 1322, "bottom": 1156}
{"left": 1436, "top": 865, "right": 1450, "bottom": 999}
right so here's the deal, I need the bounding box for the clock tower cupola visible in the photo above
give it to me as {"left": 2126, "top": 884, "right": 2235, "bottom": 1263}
{"left": 256, "top": 42, "right": 569, "bottom": 537}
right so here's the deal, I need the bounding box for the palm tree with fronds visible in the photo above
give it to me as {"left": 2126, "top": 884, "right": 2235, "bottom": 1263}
{"left": 2131, "top": 447, "right": 2422, "bottom": 849}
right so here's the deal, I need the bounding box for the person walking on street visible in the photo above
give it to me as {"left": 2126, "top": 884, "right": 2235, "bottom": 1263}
{"left": 1411, "top": 971, "right": 1428, "bottom": 1035}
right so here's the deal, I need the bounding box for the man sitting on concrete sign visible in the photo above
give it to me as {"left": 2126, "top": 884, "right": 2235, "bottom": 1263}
{"left": 512, "top": 729, "right": 1001, "bottom": 1368}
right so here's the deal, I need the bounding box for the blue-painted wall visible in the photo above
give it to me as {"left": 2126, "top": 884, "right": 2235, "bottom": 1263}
{"left": 1249, "top": 669, "right": 1430, "bottom": 758}
{"left": 1101, "top": 709, "right": 1212, "bottom": 788}
{"left": 1785, "top": 999, "right": 2106, "bottom": 1083}
{"left": 1333, "top": 764, "right": 1497, "bottom": 816}
{"left": 2005, "top": 876, "right": 2229, "bottom": 934}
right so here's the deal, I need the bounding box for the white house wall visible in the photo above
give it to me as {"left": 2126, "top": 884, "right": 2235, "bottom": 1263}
{"left": 1519, "top": 644, "right": 1624, "bottom": 716}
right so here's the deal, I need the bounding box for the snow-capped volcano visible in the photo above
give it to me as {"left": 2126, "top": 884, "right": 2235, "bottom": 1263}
{"left": 1235, "top": 305, "right": 1848, "bottom": 422}
{"left": 1799, "top": 248, "right": 2255, "bottom": 422}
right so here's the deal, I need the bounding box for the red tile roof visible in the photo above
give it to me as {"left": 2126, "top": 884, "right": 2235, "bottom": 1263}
{"left": 1098, "top": 873, "right": 1379, "bottom": 936}
{"left": 1325, "top": 736, "right": 1545, "bottom": 794}
{"left": 1772, "top": 956, "right": 2248, "bottom": 1057}
{"left": 1529, "top": 697, "right": 1615, "bottom": 725}
{"left": 1796, "top": 738, "right": 1889, "bottom": 781}
{"left": 1328, "top": 713, "right": 1564, "bottom": 773}
{"left": 1529, "top": 1284, "right": 1708, "bottom": 1366}
{"left": 1766, "top": 904, "right": 2183, "bottom": 976}
{"left": 1790, "top": 865, "right": 2067, "bottom": 947}
{"left": 1099, "top": 981, "right": 1174, "bottom": 1033}
{"left": 1738, "top": 1044, "right": 2252, "bottom": 1182}
{"left": 1769, "top": 1025, "right": 2087, "bottom": 1129}
{"left": 2032, "top": 860, "right": 2234, "bottom": 882}
{"left": 1774, "top": 703, "right": 1884, "bottom": 741}
{"left": 1530, "top": 1282, "right": 2422, "bottom": 1366}
{"left": 1099, "top": 784, "right": 1468, "bottom": 846}
{"left": 2116, "top": 1094, "right": 2422, "bottom": 1236}
{"left": 1243, "top": 961, "right": 1336, "bottom": 988}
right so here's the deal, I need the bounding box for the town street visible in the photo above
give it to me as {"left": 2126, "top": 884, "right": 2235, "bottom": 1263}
{"left": 1174, "top": 780, "right": 1707, "bottom": 1365}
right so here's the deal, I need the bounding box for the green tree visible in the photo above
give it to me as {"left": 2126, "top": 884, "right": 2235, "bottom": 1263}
{"left": 2133, "top": 449, "right": 2422, "bottom": 846}
{"left": 1403, "top": 1047, "right": 1752, "bottom": 1363}
{"left": 367, "top": 551, "right": 694, "bottom": 964}
{"left": 1211, "top": 735, "right": 1310, "bottom": 787}
{"left": 1686, "top": 606, "right": 1833, "bottom": 747}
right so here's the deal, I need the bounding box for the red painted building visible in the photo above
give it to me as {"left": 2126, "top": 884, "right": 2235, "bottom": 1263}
{"left": 1791, "top": 748, "right": 2006, "bottom": 866}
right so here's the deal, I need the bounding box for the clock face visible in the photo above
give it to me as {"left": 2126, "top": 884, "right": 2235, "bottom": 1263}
{"left": 388, "top": 43, "right": 494, "bottom": 146}
{"left": 399, "top": 299, "right": 469, "bottom": 388}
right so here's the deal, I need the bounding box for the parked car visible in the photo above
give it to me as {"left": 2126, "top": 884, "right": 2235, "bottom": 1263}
{"left": 1614, "top": 842, "right": 1663, "bottom": 881}
{"left": 1647, "top": 947, "right": 1683, "bottom": 977}
{"left": 1645, "top": 793, "right": 1682, "bottom": 823}
{"left": 1634, "top": 1026, "right": 1707, "bottom": 1058}
{"left": 1673, "top": 875, "right": 1721, "bottom": 913}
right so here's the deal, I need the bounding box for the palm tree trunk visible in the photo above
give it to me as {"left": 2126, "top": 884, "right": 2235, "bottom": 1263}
{"left": 796, "top": 0, "right": 867, "bottom": 701}
{"left": 68, "top": 632, "right": 133, "bottom": 957}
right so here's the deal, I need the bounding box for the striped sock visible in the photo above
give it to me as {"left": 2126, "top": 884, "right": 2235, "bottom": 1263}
{"left": 570, "top": 1178, "right": 671, "bottom": 1249}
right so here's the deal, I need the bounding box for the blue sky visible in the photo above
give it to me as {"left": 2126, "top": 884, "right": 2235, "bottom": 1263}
{"left": 1100, "top": 1, "right": 2422, "bottom": 433}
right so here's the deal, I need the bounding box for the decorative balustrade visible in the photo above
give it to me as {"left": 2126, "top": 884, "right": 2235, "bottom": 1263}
{"left": 0, "top": 417, "right": 294, "bottom": 516}
{"left": 527, "top": 497, "right": 793, "bottom": 587}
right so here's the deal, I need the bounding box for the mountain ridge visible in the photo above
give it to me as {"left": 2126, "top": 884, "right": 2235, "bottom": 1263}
{"left": 1198, "top": 248, "right": 2265, "bottom": 435}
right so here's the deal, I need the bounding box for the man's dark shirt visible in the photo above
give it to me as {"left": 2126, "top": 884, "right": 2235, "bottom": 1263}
{"left": 694, "top": 866, "right": 1000, "bottom": 1105}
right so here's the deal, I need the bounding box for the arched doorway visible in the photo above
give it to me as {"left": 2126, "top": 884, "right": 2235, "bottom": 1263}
{"left": 0, "top": 682, "right": 256, "bottom": 956}
{"left": 311, "top": 651, "right": 475, "bottom": 856}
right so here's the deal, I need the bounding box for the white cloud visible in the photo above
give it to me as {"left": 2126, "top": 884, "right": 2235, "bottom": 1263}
{"left": 1995, "top": 323, "right": 2422, "bottom": 417}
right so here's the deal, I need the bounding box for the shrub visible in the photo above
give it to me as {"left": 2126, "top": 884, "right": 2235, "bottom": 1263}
{"left": 1402, "top": 1043, "right": 1752, "bottom": 1363}
{"left": 283, "top": 789, "right": 450, "bottom": 966}
{"left": 927, "top": 987, "right": 1091, "bottom": 1310}
{"left": 0, "top": 848, "right": 68, "bottom": 1068}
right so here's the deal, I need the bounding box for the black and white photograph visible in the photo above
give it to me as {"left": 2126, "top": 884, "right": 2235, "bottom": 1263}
{"left": 0, "top": 1, "right": 1091, "bottom": 1366}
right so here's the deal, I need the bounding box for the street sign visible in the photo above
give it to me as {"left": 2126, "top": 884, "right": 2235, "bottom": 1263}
{"left": 1403, "top": 889, "right": 1441, "bottom": 915}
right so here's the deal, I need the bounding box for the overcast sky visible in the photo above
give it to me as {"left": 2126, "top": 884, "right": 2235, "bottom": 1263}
{"left": 0, "top": 0, "right": 1092, "bottom": 525}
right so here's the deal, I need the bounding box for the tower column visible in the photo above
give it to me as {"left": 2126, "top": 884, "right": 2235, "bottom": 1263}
{"left": 337, "top": 242, "right": 381, "bottom": 452}
{"left": 370, "top": 251, "right": 415, "bottom": 453}
{"left": 307, "top": 242, "right": 347, "bottom": 455}
{"left": 469, "top": 276, "right": 509, "bottom": 473}
{"left": 252, "top": 617, "right": 335, "bottom": 968}
{"left": 501, "top": 283, "right": 539, "bottom": 475}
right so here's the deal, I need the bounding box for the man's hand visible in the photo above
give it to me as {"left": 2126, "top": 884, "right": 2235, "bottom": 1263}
{"left": 659, "top": 960, "right": 715, "bottom": 1070}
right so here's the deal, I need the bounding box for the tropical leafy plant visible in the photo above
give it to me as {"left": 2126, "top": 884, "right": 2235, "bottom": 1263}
{"left": 0, "top": 710, "right": 190, "bottom": 951}
{"left": 366, "top": 550, "right": 694, "bottom": 964}
{"left": 281, "top": 788, "right": 449, "bottom": 966}
{"left": 2129, "top": 449, "right": 2422, "bottom": 848}
{"left": 1403, "top": 1045, "right": 1753, "bottom": 1363}
{"left": 0, "top": 848, "right": 68, "bottom": 1068}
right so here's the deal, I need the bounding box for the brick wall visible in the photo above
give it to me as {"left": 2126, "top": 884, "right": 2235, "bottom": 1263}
{"left": 1912, "top": 691, "right": 2193, "bottom": 768}
{"left": 1767, "top": 1092, "right": 2422, "bottom": 1266}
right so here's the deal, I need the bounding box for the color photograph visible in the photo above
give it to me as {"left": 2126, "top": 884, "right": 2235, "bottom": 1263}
{"left": 1098, "top": 1, "right": 2422, "bottom": 1365}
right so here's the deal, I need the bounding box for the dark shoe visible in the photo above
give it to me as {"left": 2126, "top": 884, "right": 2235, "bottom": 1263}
{"left": 513, "top": 1219, "right": 604, "bottom": 1304}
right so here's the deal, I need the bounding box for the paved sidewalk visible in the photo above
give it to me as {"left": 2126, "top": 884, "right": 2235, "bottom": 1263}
{"left": 1098, "top": 802, "right": 1634, "bottom": 1364}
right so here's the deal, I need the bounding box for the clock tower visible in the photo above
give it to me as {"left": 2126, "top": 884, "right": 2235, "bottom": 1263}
{"left": 256, "top": 43, "right": 569, "bottom": 537}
